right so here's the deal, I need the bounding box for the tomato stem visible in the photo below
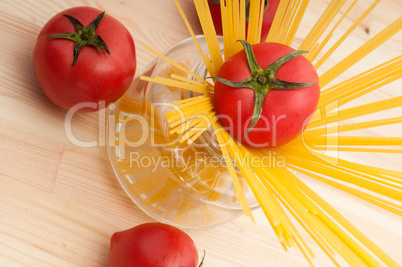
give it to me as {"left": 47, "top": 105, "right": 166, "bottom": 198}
{"left": 198, "top": 249, "right": 206, "bottom": 267}
{"left": 211, "top": 40, "right": 315, "bottom": 137}
{"left": 47, "top": 11, "right": 110, "bottom": 65}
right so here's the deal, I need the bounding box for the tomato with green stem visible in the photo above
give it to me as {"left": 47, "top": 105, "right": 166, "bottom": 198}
{"left": 212, "top": 40, "right": 320, "bottom": 148}
{"left": 33, "top": 7, "right": 136, "bottom": 112}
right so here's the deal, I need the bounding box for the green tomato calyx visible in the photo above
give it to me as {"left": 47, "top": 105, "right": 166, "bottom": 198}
{"left": 211, "top": 40, "right": 315, "bottom": 137}
{"left": 47, "top": 11, "right": 110, "bottom": 65}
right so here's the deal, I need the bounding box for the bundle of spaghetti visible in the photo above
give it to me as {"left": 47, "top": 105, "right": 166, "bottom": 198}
{"left": 267, "top": 0, "right": 295, "bottom": 44}
{"left": 306, "top": 144, "right": 402, "bottom": 154}
{"left": 220, "top": 0, "right": 233, "bottom": 59}
{"left": 165, "top": 95, "right": 218, "bottom": 144}
{"left": 317, "top": 55, "right": 402, "bottom": 109}
{"left": 253, "top": 164, "right": 378, "bottom": 266}
{"left": 308, "top": 96, "right": 402, "bottom": 129}
{"left": 211, "top": 121, "right": 254, "bottom": 221}
{"left": 319, "top": 16, "right": 402, "bottom": 87}
{"left": 143, "top": 45, "right": 211, "bottom": 86}
{"left": 178, "top": 112, "right": 218, "bottom": 145}
{"left": 246, "top": 0, "right": 265, "bottom": 45}
{"left": 267, "top": 0, "right": 310, "bottom": 46}
{"left": 236, "top": 0, "right": 246, "bottom": 52}
{"left": 193, "top": 0, "right": 224, "bottom": 75}
{"left": 166, "top": 96, "right": 211, "bottom": 125}
{"left": 244, "top": 144, "right": 399, "bottom": 265}
{"left": 136, "top": 0, "right": 402, "bottom": 264}
{"left": 173, "top": 0, "right": 215, "bottom": 76}
{"left": 266, "top": 0, "right": 290, "bottom": 42}
{"left": 308, "top": 136, "right": 402, "bottom": 147}
{"left": 220, "top": 0, "right": 246, "bottom": 59}
{"left": 140, "top": 76, "right": 210, "bottom": 95}
{"left": 304, "top": 117, "right": 402, "bottom": 137}
{"left": 275, "top": 167, "right": 399, "bottom": 266}
{"left": 298, "top": 0, "right": 348, "bottom": 52}
{"left": 303, "top": 136, "right": 402, "bottom": 153}
{"left": 288, "top": 165, "right": 402, "bottom": 216}
{"left": 170, "top": 74, "right": 212, "bottom": 88}
{"left": 280, "top": 147, "right": 402, "bottom": 203}
{"left": 282, "top": 0, "right": 310, "bottom": 46}
{"left": 314, "top": 0, "right": 381, "bottom": 69}
{"left": 287, "top": 137, "right": 402, "bottom": 183}
{"left": 219, "top": 129, "right": 302, "bottom": 252}
{"left": 306, "top": 0, "right": 359, "bottom": 62}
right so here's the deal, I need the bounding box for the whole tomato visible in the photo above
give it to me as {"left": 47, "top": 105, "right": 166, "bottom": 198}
{"left": 33, "top": 6, "right": 136, "bottom": 112}
{"left": 109, "top": 223, "right": 200, "bottom": 267}
{"left": 208, "top": 0, "right": 281, "bottom": 41}
{"left": 213, "top": 41, "right": 320, "bottom": 148}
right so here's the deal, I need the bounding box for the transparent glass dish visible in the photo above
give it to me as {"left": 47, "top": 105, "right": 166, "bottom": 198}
{"left": 107, "top": 36, "right": 258, "bottom": 229}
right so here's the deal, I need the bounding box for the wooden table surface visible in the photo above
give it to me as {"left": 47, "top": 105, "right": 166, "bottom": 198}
{"left": 0, "top": 0, "right": 401, "bottom": 266}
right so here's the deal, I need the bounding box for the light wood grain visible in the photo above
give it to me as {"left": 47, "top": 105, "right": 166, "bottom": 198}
{"left": 0, "top": 0, "right": 401, "bottom": 266}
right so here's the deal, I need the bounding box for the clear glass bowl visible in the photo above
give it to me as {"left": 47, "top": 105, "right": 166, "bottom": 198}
{"left": 107, "top": 36, "right": 258, "bottom": 229}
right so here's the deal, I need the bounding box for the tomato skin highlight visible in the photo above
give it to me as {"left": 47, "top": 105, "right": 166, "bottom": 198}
{"left": 208, "top": 0, "right": 281, "bottom": 41}
{"left": 33, "top": 6, "right": 136, "bottom": 112}
{"left": 214, "top": 42, "right": 320, "bottom": 148}
{"left": 108, "top": 223, "right": 199, "bottom": 267}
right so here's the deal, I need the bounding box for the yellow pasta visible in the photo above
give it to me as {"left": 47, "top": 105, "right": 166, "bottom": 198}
{"left": 194, "top": 0, "right": 224, "bottom": 74}
{"left": 314, "top": 0, "right": 382, "bottom": 69}
{"left": 306, "top": 0, "right": 359, "bottom": 62}
{"left": 283, "top": 0, "right": 310, "bottom": 46}
{"left": 212, "top": 121, "right": 254, "bottom": 220}
{"left": 140, "top": 76, "right": 210, "bottom": 94}
{"left": 304, "top": 117, "right": 402, "bottom": 137}
{"left": 246, "top": 0, "right": 264, "bottom": 44}
{"left": 319, "top": 17, "right": 402, "bottom": 87}
{"left": 173, "top": 0, "right": 215, "bottom": 76}
{"left": 290, "top": 165, "right": 402, "bottom": 216}
{"left": 266, "top": 0, "right": 290, "bottom": 42}
{"left": 282, "top": 168, "right": 399, "bottom": 266}
{"left": 309, "top": 96, "right": 402, "bottom": 129}
{"left": 144, "top": 45, "right": 208, "bottom": 84}
{"left": 298, "top": 0, "right": 347, "bottom": 52}
{"left": 317, "top": 56, "right": 402, "bottom": 109}
{"left": 131, "top": 0, "right": 402, "bottom": 265}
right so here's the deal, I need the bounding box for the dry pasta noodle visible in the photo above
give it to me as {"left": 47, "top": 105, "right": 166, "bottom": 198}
{"left": 136, "top": 0, "right": 402, "bottom": 265}
{"left": 314, "top": 0, "right": 382, "bottom": 69}
{"left": 298, "top": 0, "right": 348, "bottom": 52}
{"left": 319, "top": 17, "right": 402, "bottom": 87}
{"left": 306, "top": 0, "right": 359, "bottom": 62}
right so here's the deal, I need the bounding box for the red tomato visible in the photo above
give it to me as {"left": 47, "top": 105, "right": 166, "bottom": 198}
{"left": 208, "top": 0, "right": 281, "bottom": 41}
{"left": 213, "top": 41, "right": 320, "bottom": 148}
{"left": 33, "top": 7, "right": 136, "bottom": 112}
{"left": 109, "top": 223, "right": 199, "bottom": 267}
